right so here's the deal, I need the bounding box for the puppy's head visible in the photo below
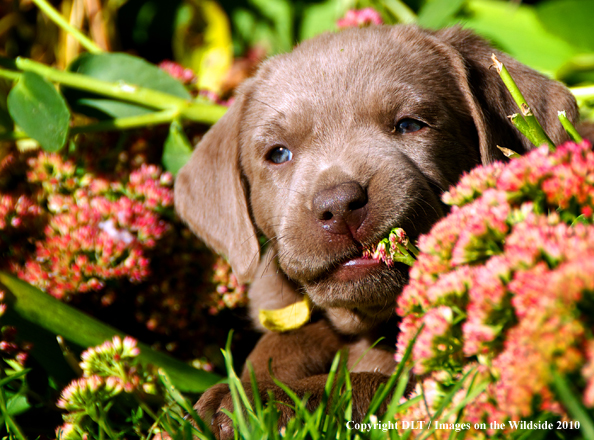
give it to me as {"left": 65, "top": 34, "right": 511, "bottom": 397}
{"left": 175, "top": 26, "right": 577, "bottom": 332}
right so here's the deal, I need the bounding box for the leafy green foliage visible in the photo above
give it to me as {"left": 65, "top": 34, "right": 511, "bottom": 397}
{"left": 410, "top": 0, "right": 594, "bottom": 87}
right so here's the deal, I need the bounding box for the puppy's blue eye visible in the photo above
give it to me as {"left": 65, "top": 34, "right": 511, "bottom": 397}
{"left": 395, "top": 118, "right": 426, "bottom": 134}
{"left": 267, "top": 146, "right": 293, "bottom": 164}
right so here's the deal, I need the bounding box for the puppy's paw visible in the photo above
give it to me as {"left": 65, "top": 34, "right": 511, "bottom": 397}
{"left": 194, "top": 382, "right": 297, "bottom": 439}
{"left": 194, "top": 383, "right": 235, "bottom": 440}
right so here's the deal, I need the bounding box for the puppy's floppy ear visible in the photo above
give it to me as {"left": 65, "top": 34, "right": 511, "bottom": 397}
{"left": 174, "top": 85, "right": 259, "bottom": 284}
{"left": 433, "top": 27, "right": 578, "bottom": 164}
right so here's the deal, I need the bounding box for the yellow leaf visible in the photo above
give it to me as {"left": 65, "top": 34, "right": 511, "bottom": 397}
{"left": 174, "top": 0, "right": 233, "bottom": 94}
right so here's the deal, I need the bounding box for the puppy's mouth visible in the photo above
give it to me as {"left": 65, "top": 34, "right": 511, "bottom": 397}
{"left": 330, "top": 225, "right": 418, "bottom": 281}
{"left": 331, "top": 252, "right": 383, "bottom": 282}
{"left": 305, "top": 243, "right": 408, "bottom": 310}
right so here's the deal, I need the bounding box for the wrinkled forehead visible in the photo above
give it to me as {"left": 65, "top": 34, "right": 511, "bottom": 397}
{"left": 243, "top": 26, "right": 461, "bottom": 130}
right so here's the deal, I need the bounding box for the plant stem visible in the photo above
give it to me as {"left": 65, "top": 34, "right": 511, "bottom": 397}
{"left": 491, "top": 54, "right": 555, "bottom": 150}
{"left": 0, "top": 383, "right": 27, "bottom": 440}
{"left": 508, "top": 112, "right": 532, "bottom": 140}
{"left": 394, "top": 243, "right": 417, "bottom": 266}
{"left": 0, "top": 58, "right": 227, "bottom": 125}
{"left": 14, "top": 57, "right": 227, "bottom": 124}
{"left": 88, "top": 404, "right": 117, "bottom": 439}
{"left": 31, "top": 0, "right": 102, "bottom": 54}
{"left": 0, "top": 110, "right": 181, "bottom": 142}
{"left": 0, "top": 67, "right": 21, "bottom": 81}
{"left": 558, "top": 111, "right": 584, "bottom": 143}
{"left": 407, "top": 239, "right": 420, "bottom": 257}
{"left": 72, "top": 109, "right": 180, "bottom": 133}
{"left": 135, "top": 394, "right": 176, "bottom": 434}
{"left": 0, "top": 131, "right": 26, "bottom": 142}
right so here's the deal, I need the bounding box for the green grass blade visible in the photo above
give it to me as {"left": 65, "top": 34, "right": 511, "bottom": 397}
{"left": 246, "top": 362, "right": 264, "bottom": 418}
{"left": 0, "top": 271, "right": 221, "bottom": 393}
{"left": 365, "top": 325, "right": 422, "bottom": 419}
{"left": 0, "top": 369, "right": 30, "bottom": 388}
{"left": 552, "top": 369, "right": 594, "bottom": 440}
{"left": 220, "top": 333, "right": 251, "bottom": 436}
{"left": 316, "top": 351, "right": 342, "bottom": 430}
{"left": 157, "top": 369, "right": 214, "bottom": 440}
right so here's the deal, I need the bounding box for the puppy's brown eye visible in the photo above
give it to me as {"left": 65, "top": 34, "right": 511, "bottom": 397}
{"left": 395, "top": 118, "right": 426, "bottom": 134}
{"left": 267, "top": 146, "right": 293, "bottom": 164}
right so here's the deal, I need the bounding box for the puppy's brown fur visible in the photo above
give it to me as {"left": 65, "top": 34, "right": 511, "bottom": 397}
{"left": 175, "top": 25, "right": 578, "bottom": 438}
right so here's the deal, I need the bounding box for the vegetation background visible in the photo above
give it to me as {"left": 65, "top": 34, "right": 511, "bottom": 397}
{"left": 0, "top": 0, "right": 593, "bottom": 438}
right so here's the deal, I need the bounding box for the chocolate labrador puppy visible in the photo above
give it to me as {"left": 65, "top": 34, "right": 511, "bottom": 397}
{"left": 175, "top": 25, "right": 578, "bottom": 437}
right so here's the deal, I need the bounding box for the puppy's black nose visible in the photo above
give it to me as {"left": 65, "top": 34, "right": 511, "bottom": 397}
{"left": 313, "top": 182, "right": 368, "bottom": 235}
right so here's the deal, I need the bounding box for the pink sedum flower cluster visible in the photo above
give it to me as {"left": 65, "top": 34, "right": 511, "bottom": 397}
{"left": 396, "top": 141, "right": 594, "bottom": 431}
{"left": 0, "top": 194, "right": 43, "bottom": 231}
{"left": 9, "top": 153, "right": 172, "bottom": 299}
{"left": 364, "top": 227, "right": 419, "bottom": 267}
{"left": 56, "top": 336, "right": 162, "bottom": 436}
{"left": 337, "top": 8, "right": 383, "bottom": 29}
{"left": 159, "top": 59, "right": 235, "bottom": 106}
{"left": 0, "top": 289, "right": 31, "bottom": 366}
{"left": 158, "top": 60, "right": 197, "bottom": 84}
{"left": 0, "top": 137, "right": 248, "bottom": 361}
{"left": 209, "top": 256, "right": 248, "bottom": 315}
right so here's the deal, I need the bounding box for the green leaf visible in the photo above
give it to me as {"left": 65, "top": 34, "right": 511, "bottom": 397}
{"left": 74, "top": 98, "right": 156, "bottom": 118}
{"left": 230, "top": 0, "right": 294, "bottom": 55}
{"left": 0, "top": 271, "right": 221, "bottom": 393}
{"left": 250, "top": 0, "right": 294, "bottom": 53}
{"left": 62, "top": 52, "right": 191, "bottom": 119}
{"left": 381, "top": 0, "right": 418, "bottom": 24}
{"left": 6, "top": 394, "right": 30, "bottom": 417}
{"left": 300, "top": 0, "right": 346, "bottom": 41}
{"left": 162, "top": 120, "right": 193, "bottom": 175}
{"left": 7, "top": 71, "right": 70, "bottom": 152}
{"left": 417, "top": 0, "right": 465, "bottom": 29}
{"left": 462, "top": 0, "right": 579, "bottom": 76}
{"left": 536, "top": 0, "right": 594, "bottom": 53}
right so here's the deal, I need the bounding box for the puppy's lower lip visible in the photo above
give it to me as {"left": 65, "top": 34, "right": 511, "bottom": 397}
{"left": 342, "top": 257, "right": 379, "bottom": 267}
{"left": 332, "top": 257, "right": 382, "bottom": 281}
